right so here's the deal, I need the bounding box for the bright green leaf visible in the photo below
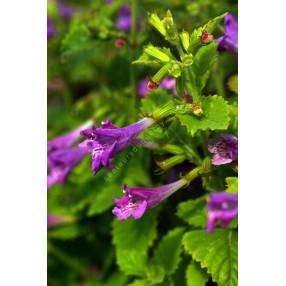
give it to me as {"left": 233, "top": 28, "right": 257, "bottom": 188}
{"left": 186, "top": 262, "right": 209, "bottom": 286}
{"left": 153, "top": 227, "right": 185, "bottom": 275}
{"left": 87, "top": 184, "right": 121, "bottom": 216}
{"left": 183, "top": 229, "right": 238, "bottom": 286}
{"left": 177, "top": 197, "right": 207, "bottom": 227}
{"left": 116, "top": 250, "right": 148, "bottom": 276}
{"left": 176, "top": 95, "right": 230, "bottom": 136}
{"left": 225, "top": 177, "right": 238, "bottom": 194}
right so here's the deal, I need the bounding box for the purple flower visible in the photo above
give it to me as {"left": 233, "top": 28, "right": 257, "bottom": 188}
{"left": 116, "top": 4, "right": 141, "bottom": 32}
{"left": 208, "top": 134, "right": 238, "bottom": 166}
{"left": 48, "top": 147, "right": 88, "bottom": 188}
{"left": 57, "top": 0, "right": 75, "bottom": 20}
{"left": 80, "top": 118, "right": 154, "bottom": 175}
{"left": 216, "top": 13, "right": 238, "bottom": 52}
{"left": 112, "top": 178, "right": 187, "bottom": 220}
{"left": 48, "top": 121, "right": 91, "bottom": 152}
{"left": 207, "top": 192, "right": 238, "bottom": 232}
{"left": 137, "top": 77, "right": 177, "bottom": 98}
{"left": 48, "top": 214, "right": 74, "bottom": 228}
{"left": 160, "top": 77, "right": 177, "bottom": 96}
{"left": 48, "top": 122, "right": 91, "bottom": 188}
{"left": 137, "top": 79, "right": 149, "bottom": 98}
{"left": 47, "top": 17, "right": 56, "bottom": 39}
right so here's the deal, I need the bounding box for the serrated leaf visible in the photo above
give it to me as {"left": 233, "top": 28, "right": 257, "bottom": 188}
{"left": 153, "top": 227, "right": 185, "bottom": 275}
{"left": 177, "top": 197, "right": 207, "bottom": 227}
{"left": 176, "top": 95, "right": 230, "bottom": 136}
{"left": 183, "top": 230, "right": 238, "bottom": 286}
{"left": 112, "top": 208, "right": 160, "bottom": 277}
{"left": 186, "top": 262, "right": 209, "bottom": 286}
{"left": 225, "top": 177, "right": 238, "bottom": 194}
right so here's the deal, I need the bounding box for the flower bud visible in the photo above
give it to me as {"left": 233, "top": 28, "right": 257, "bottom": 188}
{"left": 115, "top": 38, "right": 126, "bottom": 48}
{"left": 169, "top": 63, "right": 181, "bottom": 78}
{"left": 181, "top": 54, "right": 194, "bottom": 66}
{"left": 201, "top": 32, "right": 214, "bottom": 44}
{"left": 180, "top": 31, "right": 190, "bottom": 52}
{"left": 192, "top": 102, "right": 203, "bottom": 116}
{"left": 147, "top": 80, "right": 158, "bottom": 90}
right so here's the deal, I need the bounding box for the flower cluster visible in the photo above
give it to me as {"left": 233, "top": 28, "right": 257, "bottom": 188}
{"left": 47, "top": 10, "right": 238, "bottom": 235}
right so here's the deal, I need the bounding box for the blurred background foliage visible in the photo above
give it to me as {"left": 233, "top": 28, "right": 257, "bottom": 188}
{"left": 48, "top": 0, "right": 237, "bottom": 285}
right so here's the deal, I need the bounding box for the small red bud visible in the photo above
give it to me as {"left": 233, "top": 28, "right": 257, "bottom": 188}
{"left": 201, "top": 32, "right": 214, "bottom": 44}
{"left": 147, "top": 80, "right": 158, "bottom": 90}
{"left": 115, "top": 38, "right": 126, "bottom": 48}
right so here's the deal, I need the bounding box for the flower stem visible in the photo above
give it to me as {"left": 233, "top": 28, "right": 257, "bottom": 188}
{"left": 184, "top": 157, "right": 212, "bottom": 183}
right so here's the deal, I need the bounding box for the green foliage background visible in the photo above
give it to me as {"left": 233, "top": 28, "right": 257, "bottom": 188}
{"left": 48, "top": 0, "right": 238, "bottom": 285}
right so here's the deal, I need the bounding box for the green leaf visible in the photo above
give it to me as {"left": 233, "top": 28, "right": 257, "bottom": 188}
{"left": 176, "top": 95, "right": 230, "bottom": 136}
{"left": 116, "top": 250, "right": 148, "bottom": 276}
{"left": 146, "top": 265, "right": 165, "bottom": 285}
{"left": 153, "top": 227, "right": 185, "bottom": 275}
{"left": 225, "top": 177, "right": 238, "bottom": 194}
{"left": 87, "top": 184, "right": 121, "bottom": 216}
{"left": 177, "top": 197, "right": 207, "bottom": 227}
{"left": 183, "top": 230, "right": 238, "bottom": 286}
{"left": 112, "top": 208, "right": 159, "bottom": 251}
{"left": 61, "top": 24, "right": 95, "bottom": 61}
{"left": 203, "top": 13, "right": 227, "bottom": 33}
{"left": 191, "top": 42, "right": 218, "bottom": 92}
{"left": 112, "top": 208, "right": 160, "bottom": 277}
{"left": 186, "top": 262, "right": 209, "bottom": 286}
{"left": 127, "top": 280, "right": 148, "bottom": 286}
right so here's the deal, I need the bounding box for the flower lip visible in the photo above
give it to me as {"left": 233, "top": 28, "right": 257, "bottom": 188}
{"left": 207, "top": 192, "right": 238, "bottom": 232}
{"left": 208, "top": 133, "right": 238, "bottom": 166}
{"left": 216, "top": 12, "right": 238, "bottom": 52}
